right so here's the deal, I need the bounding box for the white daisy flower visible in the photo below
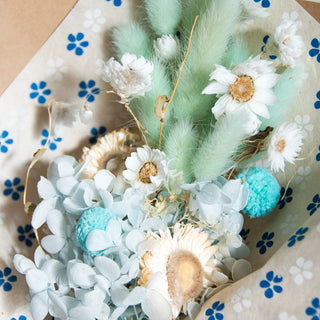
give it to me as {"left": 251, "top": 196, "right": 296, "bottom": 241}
{"left": 267, "top": 122, "right": 303, "bottom": 173}
{"left": 154, "top": 35, "right": 179, "bottom": 60}
{"left": 123, "top": 145, "right": 169, "bottom": 195}
{"left": 139, "top": 223, "right": 221, "bottom": 319}
{"left": 202, "top": 56, "right": 280, "bottom": 134}
{"left": 273, "top": 16, "right": 304, "bottom": 68}
{"left": 102, "top": 53, "right": 153, "bottom": 102}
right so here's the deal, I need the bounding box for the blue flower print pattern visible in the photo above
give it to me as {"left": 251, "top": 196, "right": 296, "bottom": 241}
{"left": 307, "top": 194, "right": 320, "bottom": 216}
{"left": 18, "top": 224, "right": 36, "bottom": 247}
{"left": 240, "top": 228, "right": 250, "bottom": 241}
{"left": 3, "top": 178, "right": 25, "bottom": 201}
{"left": 306, "top": 297, "right": 320, "bottom": 320}
{"left": 11, "top": 316, "right": 27, "bottom": 320}
{"left": 316, "top": 146, "right": 320, "bottom": 162}
{"left": 67, "top": 33, "right": 89, "bottom": 56}
{"left": 309, "top": 38, "right": 320, "bottom": 63}
{"left": 278, "top": 187, "right": 293, "bottom": 209}
{"left": 106, "top": 0, "right": 122, "bottom": 7}
{"left": 256, "top": 231, "right": 274, "bottom": 254}
{"left": 30, "top": 81, "right": 51, "bottom": 104}
{"left": 261, "top": 35, "right": 277, "bottom": 60}
{"left": 314, "top": 91, "right": 320, "bottom": 109}
{"left": 89, "top": 126, "right": 107, "bottom": 144}
{"left": 41, "top": 129, "right": 62, "bottom": 151}
{"left": 0, "top": 267, "right": 17, "bottom": 292}
{"left": 259, "top": 271, "right": 283, "bottom": 299}
{"left": 78, "top": 80, "right": 100, "bottom": 102}
{"left": 205, "top": 301, "right": 225, "bottom": 320}
{"left": 288, "top": 227, "right": 308, "bottom": 247}
{"left": 254, "top": 0, "right": 270, "bottom": 8}
{"left": 0, "top": 130, "right": 13, "bottom": 153}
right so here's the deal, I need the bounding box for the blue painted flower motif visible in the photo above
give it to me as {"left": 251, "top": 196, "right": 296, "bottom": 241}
{"left": 307, "top": 194, "right": 320, "bottom": 216}
{"left": 3, "top": 178, "right": 24, "bottom": 201}
{"left": 314, "top": 91, "right": 320, "bottom": 109}
{"left": 306, "top": 297, "right": 320, "bottom": 320}
{"left": 10, "top": 316, "right": 27, "bottom": 320}
{"left": 205, "top": 301, "right": 225, "bottom": 320}
{"left": 316, "top": 146, "right": 320, "bottom": 162}
{"left": 240, "top": 228, "right": 250, "bottom": 241}
{"left": 67, "top": 33, "right": 89, "bottom": 56}
{"left": 0, "top": 267, "right": 17, "bottom": 292}
{"left": 261, "top": 35, "right": 277, "bottom": 60}
{"left": 254, "top": 0, "right": 270, "bottom": 8}
{"left": 309, "top": 38, "right": 320, "bottom": 63}
{"left": 288, "top": 227, "right": 308, "bottom": 247}
{"left": 41, "top": 129, "right": 62, "bottom": 151}
{"left": 78, "top": 80, "right": 100, "bottom": 102}
{"left": 106, "top": 0, "right": 122, "bottom": 7}
{"left": 259, "top": 271, "right": 283, "bottom": 299}
{"left": 17, "top": 224, "right": 36, "bottom": 247}
{"left": 29, "top": 81, "right": 51, "bottom": 104}
{"left": 0, "top": 130, "right": 13, "bottom": 153}
{"left": 278, "top": 187, "right": 293, "bottom": 209}
{"left": 256, "top": 231, "right": 274, "bottom": 254}
{"left": 89, "top": 126, "right": 107, "bottom": 144}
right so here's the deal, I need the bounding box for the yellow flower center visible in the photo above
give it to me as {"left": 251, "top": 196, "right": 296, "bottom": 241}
{"left": 138, "top": 162, "right": 158, "bottom": 184}
{"left": 276, "top": 139, "right": 286, "bottom": 153}
{"left": 229, "top": 74, "right": 255, "bottom": 103}
{"left": 166, "top": 250, "right": 203, "bottom": 304}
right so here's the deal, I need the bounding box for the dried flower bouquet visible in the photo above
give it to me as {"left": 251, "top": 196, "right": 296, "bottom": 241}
{"left": 14, "top": 1, "right": 306, "bottom": 319}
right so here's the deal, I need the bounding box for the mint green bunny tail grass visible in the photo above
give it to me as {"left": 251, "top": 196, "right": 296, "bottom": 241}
{"left": 180, "top": 0, "right": 212, "bottom": 42}
{"left": 193, "top": 111, "right": 249, "bottom": 181}
{"left": 131, "top": 58, "right": 173, "bottom": 146}
{"left": 164, "top": 119, "right": 198, "bottom": 183}
{"left": 143, "top": 0, "right": 182, "bottom": 36}
{"left": 112, "top": 22, "right": 153, "bottom": 59}
{"left": 223, "top": 35, "right": 251, "bottom": 69}
{"left": 172, "top": 0, "right": 241, "bottom": 121}
{"left": 260, "top": 67, "right": 300, "bottom": 130}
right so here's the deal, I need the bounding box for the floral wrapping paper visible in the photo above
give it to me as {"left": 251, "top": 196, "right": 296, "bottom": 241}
{"left": 0, "top": 0, "right": 319, "bottom": 319}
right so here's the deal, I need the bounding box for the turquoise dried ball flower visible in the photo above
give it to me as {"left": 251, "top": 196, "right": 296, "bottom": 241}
{"left": 76, "top": 207, "right": 113, "bottom": 255}
{"left": 237, "top": 166, "right": 281, "bottom": 218}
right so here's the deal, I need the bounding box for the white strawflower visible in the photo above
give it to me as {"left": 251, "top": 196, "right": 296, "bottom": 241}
{"left": 154, "top": 35, "right": 178, "bottom": 60}
{"left": 102, "top": 53, "right": 153, "bottom": 101}
{"left": 139, "top": 223, "right": 221, "bottom": 319}
{"left": 273, "top": 17, "right": 304, "bottom": 68}
{"left": 202, "top": 56, "right": 280, "bottom": 133}
{"left": 267, "top": 122, "right": 304, "bottom": 173}
{"left": 123, "top": 145, "right": 169, "bottom": 195}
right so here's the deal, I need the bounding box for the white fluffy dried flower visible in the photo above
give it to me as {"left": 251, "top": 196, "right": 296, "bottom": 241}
{"left": 154, "top": 35, "right": 178, "bottom": 60}
{"left": 102, "top": 53, "right": 153, "bottom": 101}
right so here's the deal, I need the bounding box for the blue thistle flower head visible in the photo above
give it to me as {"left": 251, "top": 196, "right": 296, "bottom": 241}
{"left": 237, "top": 166, "right": 280, "bottom": 218}
{"left": 76, "top": 207, "right": 114, "bottom": 256}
